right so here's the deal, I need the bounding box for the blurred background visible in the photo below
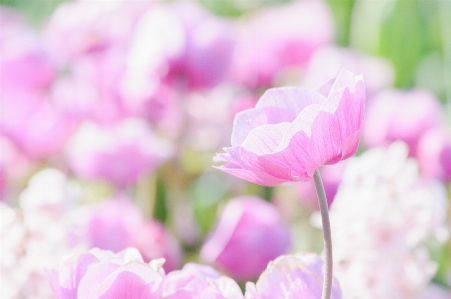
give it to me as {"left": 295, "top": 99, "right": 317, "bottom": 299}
{"left": 1, "top": 0, "right": 450, "bottom": 298}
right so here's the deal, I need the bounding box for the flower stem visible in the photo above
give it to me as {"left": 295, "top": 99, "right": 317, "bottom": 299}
{"left": 313, "top": 168, "right": 333, "bottom": 299}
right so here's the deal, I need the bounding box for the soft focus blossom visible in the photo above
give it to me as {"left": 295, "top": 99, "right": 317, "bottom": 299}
{"left": 417, "top": 284, "right": 451, "bottom": 299}
{"left": 328, "top": 142, "right": 449, "bottom": 299}
{"left": 215, "top": 69, "right": 365, "bottom": 186}
{"left": 201, "top": 196, "right": 291, "bottom": 280}
{"left": 84, "top": 197, "right": 143, "bottom": 253}
{"left": 297, "top": 162, "right": 345, "bottom": 209}
{"left": 43, "top": 0, "right": 144, "bottom": 63}
{"left": 66, "top": 119, "right": 172, "bottom": 187}
{"left": 417, "top": 127, "right": 451, "bottom": 183}
{"left": 302, "top": 46, "right": 394, "bottom": 95}
{"left": 133, "top": 220, "right": 183, "bottom": 272}
{"left": 161, "top": 263, "right": 243, "bottom": 299}
{"left": 83, "top": 197, "right": 182, "bottom": 273}
{"left": 231, "top": 0, "right": 334, "bottom": 89}
{"left": 0, "top": 6, "right": 55, "bottom": 91}
{"left": 124, "top": 2, "right": 234, "bottom": 91}
{"left": 44, "top": 247, "right": 165, "bottom": 299}
{"left": 245, "top": 253, "right": 342, "bottom": 299}
{"left": 1, "top": 89, "right": 73, "bottom": 160}
{"left": 363, "top": 88, "right": 443, "bottom": 156}
{"left": 1, "top": 169, "right": 84, "bottom": 299}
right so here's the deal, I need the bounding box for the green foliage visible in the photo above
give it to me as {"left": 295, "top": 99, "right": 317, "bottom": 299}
{"left": 327, "top": 0, "right": 355, "bottom": 46}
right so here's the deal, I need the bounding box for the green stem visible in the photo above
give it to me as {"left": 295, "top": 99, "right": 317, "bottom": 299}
{"left": 313, "top": 169, "right": 333, "bottom": 299}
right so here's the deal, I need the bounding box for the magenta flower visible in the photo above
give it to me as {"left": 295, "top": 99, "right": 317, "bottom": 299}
{"left": 200, "top": 196, "right": 291, "bottom": 280}
{"left": 66, "top": 119, "right": 171, "bottom": 187}
{"left": 230, "top": 0, "right": 334, "bottom": 89}
{"left": 84, "top": 197, "right": 144, "bottom": 253}
{"left": 245, "top": 254, "right": 341, "bottom": 299}
{"left": 133, "top": 220, "right": 183, "bottom": 273}
{"left": 161, "top": 263, "right": 243, "bottom": 299}
{"left": 363, "top": 88, "right": 442, "bottom": 156}
{"left": 44, "top": 247, "right": 165, "bottom": 299}
{"left": 417, "top": 127, "right": 451, "bottom": 183}
{"left": 297, "top": 162, "right": 345, "bottom": 209}
{"left": 215, "top": 69, "right": 365, "bottom": 186}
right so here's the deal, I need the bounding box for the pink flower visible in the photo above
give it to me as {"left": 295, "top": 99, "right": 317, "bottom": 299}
{"left": 45, "top": 247, "right": 165, "bottom": 299}
{"left": 297, "top": 162, "right": 345, "bottom": 209}
{"left": 133, "top": 221, "right": 183, "bottom": 273}
{"left": 417, "top": 127, "right": 451, "bottom": 183}
{"left": 230, "top": 0, "right": 334, "bottom": 89}
{"left": 302, "top": 46, "right": 394, "bottom": 96}
{"left": 66, "top": 119, "right": 172, "bottom": 187}
{"left": 83, "top": 197, "right": 182, "bottom": 273}
{"left": 215, "top": 69, "right": 365, "bottom": 186}
{"left": 200, "top": 196, "right": 291, "bottom": 280}
{"left": 84, "top": 197, "right": 144, "bottom": 253}
{"left": 161, "top": 263, "right": 243, "bottom": 299}
{"left": 0, "top": 90, "right": 73, "bottom": 160}
{"left": 125, "top": 2, "right": 234, "bottom": 91}
{"left": 363, "top": 88, "right": 443, "bottom": 156}
{"left": 245, "top": 254, "right": 342, "bottom": 299}
{"left": 0, "top": 6, "right": 56, "bottom": 91}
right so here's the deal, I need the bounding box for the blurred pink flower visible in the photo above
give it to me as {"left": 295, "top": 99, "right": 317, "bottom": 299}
{"left": 230, "top": 0, "right": 334, "bottom": 89}
{"left": 0, "top": 89, "right": 73, "bottom": 160}
{"left": 0, "top": 6, "right": 56, "bottom": 91}
{"left": 201, "top": 196, "right": 291, "bottom": 280}
{"left": 297, "top": 162, "right": 345, "bottom": 209}
{"left": 363, "top": 88, "right": 443, "bottom": 156}
{"left": 328, "top": 142, "right": 449, "bottom": 299}
{"left": 44, "top": 0, "right": 145, "bottom": 63}
{"left": 302, "top": 46, "right": 394, "bottom": 96}
{"left": 245, "top": 253, "right": 342, "bottom": 299}
{"left": 161, "top": 263, "right": 243, "bottom": 299}
{"left": 215, "top": 69, "right": 365, "bottom": 186}
{"left": 66, "top": 118, "right": 172, "bottom": 187}
{"left": 51, "top": 49, "right": 129, "bottom": 124}
{"left": 124, "top": 2, "right": 234, "bottom": 91}
{"left": 84, "top": 197, "right": 182, "bottom": 273}
{"left": 1, "top": 169, "right": 84, "bottom": 298}
{"left": 84, "top": 197, "right": 143, "bottom": 253}
{"left": 418, "top": 284, "right": 451, "bottom": 299}
{"left": 45, "top": 247, "right": 165, "bottom": 299}
{"left": 417, "top": 127, "right": 451, "bottom": 183}
{"left": 133, "top": 220, "right": 183, "bottom": 273}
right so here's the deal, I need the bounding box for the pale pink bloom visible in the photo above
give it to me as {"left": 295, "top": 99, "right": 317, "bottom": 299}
{"left": 0, "top": 137, "right": 33, "bottom": 202}
{"left": 215, "top": 69, "right": 365, "bottom": 186}
{"left": 328, "top": 142, "right": 449, "bottom": 299}
{"left": 201, "top": 196, "right": 291, "bottom": 280}
{"left": 230, "top": 0, "right": 334, "bottom": 89}
{"left": 44, "top": 0, "right": 145, "bottom": 63}
{"left": 50, "top": 49, "right": 128, "bottom": 124}
{"left": 297, "top": 162, "right": 345, "bottom": 209}
{"left": 83, "top": 197, "right": 182, "bottom": 273}
{"left": 66, "top": 119, "right": 172, "bottom": 187}
{"left": 363, "top": 88, "right": 443, "bottom": 156}
{"left": 133, "top": 220, "right": 183, "bottom": 273}
{"left": 1, "top": 170, "right": 84, "bottom": 299}
{"left": 45, "top": 247, "right": 165, "bottom": 299}
{"left": 417, "top": 127, "right": 451, "bottom": 183}
{"left": 302, "top": 46, "right": 394, "bottom": 95}
{"left": 334, "top": 249, "right": 436, "bottom": 299}
{"left": 0, "top": 89, "right": 74, "bottom": 160}
{"left": 417, "top": 284, "right": 451, "bottom": 299}
{"left": 0, "top": 6, "right": 55, "bottom": 91}
{"left": 124, "top": 2, "right": 234, "bottom": 91}
{"left": 84, "top": 197, "right": 144, "bottom": 253}
{"left": 245, "top": 253, "right": 342, "bottom": 299}
{"left": 161, "top": 263, "right": 244, "bottom": 299}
